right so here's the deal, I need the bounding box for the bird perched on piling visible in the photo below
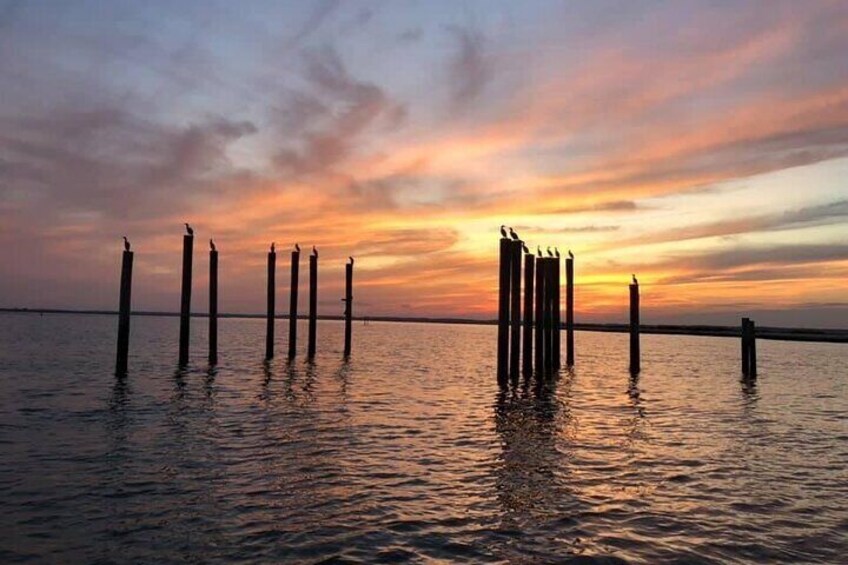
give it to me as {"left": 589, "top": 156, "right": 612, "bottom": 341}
{"left": 522, "top": 242, "right": 529, "bottom": 254}
{"left": 509, "top": 227, "right": 520, "bottom": 241}
{"left": 537, "top": 246, "right": 542, "bottom": 257}
{"left": 312, "top": 246, "right": 318, "bottom": 257}
{"left": 547, "top": 247, "right": 553, "bottom": 257}
{"left": 568, "top": 249, "right": 574, "bottom": 259}
{"left": 271, "top": 242, "right": 275, "bottom": 253}
{"left": 632, "top": 274, "right": 638, "bottom": 285}
{"left": 210, "top": 239, "right": 216, "bottom": 252}
{"left": 123, "top": 236, "right": 130, "bottom": 252}
{"left": 294, "top": 243, "right": 300, "bottom": 252}
{"left": 500, "top": 225, "right": 508, "bottom": 238}
{"left": 555, "top": 248, "right": 561, "bottom": 258}
{"left": 184, "top": 223, "right": 193, "bottom": 236}
{"left": 349, "top": 256, "right": 354, "bottom": 265}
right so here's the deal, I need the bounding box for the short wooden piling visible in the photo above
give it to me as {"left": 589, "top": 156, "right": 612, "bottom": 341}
{"left": 265, "top": 245, "right": 276, "bottom": 360}
{"left": 748, "top": 319, "right": 758, "bottom": 378}
{"left": 741, "top": 317, "right": 750, "bottom": 376}
{"left": 344, "top": 259, "right": 353, "bottom": 357}
{"left": 497, "top": 238, "right": 511, "bottom": 386}
{"left": 522, "top": 253, "right": 535, "bottom": 375}
{"left": 565, "top": 254, "right": 574, "bottom": 367}
{"left": 534, "top": 256, "right": 546, "bottom": 374}
{"left": 553, "top": 255, "right": 561, "bottom": 369}
{"left": 178, "top": 233, "right": 194, "bottom": 367}
{"left": 629, "top": 282, "right": 640, "bottom": 374}
{"left": 307, "top": 249, "right": 318, "bottom": 359}
{"left": 288, "top": 247, "right": 300, "bottom": 359}
{"left": 208, "top": 243, "right": 218, "bottom": 365}
{"left": 115, "top": 249, "right": 133, "bottom": 375}
{"left": 509, "top": 240, "right": 522, "bottom": 381}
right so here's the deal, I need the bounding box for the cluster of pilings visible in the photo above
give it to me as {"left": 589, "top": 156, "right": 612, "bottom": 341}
{"left": 497, "top": 231, "right": 575, "bottom": 387}
{"left": 115, "top": 225, "right": 355, "bottom": 376}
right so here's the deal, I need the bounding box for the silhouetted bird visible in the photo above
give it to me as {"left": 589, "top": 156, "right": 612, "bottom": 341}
{"left": 555, "top": 248, "right": 561, "bottom": 258}
{"left": 295, "top": 243, "right": 300, "bottom": 252}
{"left": 123, "top": 236, "right": 130, "bottom": 252}
{"left": 312, "top": 246, "right": 318, "bottom": 257}
{"left": 500, "top": 225, "right": 508, "bottom": 238}
{"left": 349, "top": 256, "right": 354, "bottom": 265}
{"left": 210, "top": 239, "right": 216, "bottom": 252}
{"left": 537, "top": 246, "right": 542, "bottom": 257}
{"left": 568, "top": 249, "right": 574, "bottom": 259}
{"left": 632, "top": 274, "right": 638, "bottom": 285}
{"left": 271, "top": 242, "right": 275, "bottom": 253}
{"left": 522, "top": 242, "right": 529, "bottom": 254}
{"left": 547, "top": 247, "right": 553, "bottom": 257}
{"left": 509, "top": 227, "right": 519, "bottom": 240}
{"left": 184, "top": 223, "right": 193, "bottom": 236}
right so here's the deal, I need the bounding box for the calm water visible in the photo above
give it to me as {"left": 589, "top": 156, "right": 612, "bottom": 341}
{"left": 1, "top": 313, "right": 846, "bottom": 564}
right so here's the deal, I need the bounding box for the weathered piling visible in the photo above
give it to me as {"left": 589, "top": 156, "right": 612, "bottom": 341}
{"left": 209, "top": 241, "right": 218, "bottom": 365}
{"left": 534, "top": 255, "right": 546, "bottom": 374}
{"left": 742, "top": 318, "right": 758, "bottom": 378}
{"left": 308, "top": 248, "right": 318, "bottom": 359}
{"left": 553, "top": 254, "right": 561, "bottom": 369}
{"left": 509, "top": 240, "right": 522, "bottom": 381}
{"left": 545, "top": 258, "right": 555, "bottom": 374}
{"left": 629, "top": 280, "right": 640, "bottom": 374}
{"left": 266, "top": 244, "right": 276, "bottom": 360}
{"left": 565, "top": 253, "right": 574, "bottom": 367}
{"left": 522, "top": 253, "right": 535, "bottom": 375}
{"left": 497, "top": 238, "right": 511, "bottom": 386}
{"left": 115, "top": 246, "right": 133, "bottom": 375}
{"left": 288, "top": 246, "right": 300, "bottom": 359}
{"left": 178, "top": 229, "right": 194, "bottom": 367}
{"left": 344, "top": 258, "right": 353, "bottom": 357}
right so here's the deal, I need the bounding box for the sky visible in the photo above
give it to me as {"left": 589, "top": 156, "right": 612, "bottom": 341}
{"left": 1, "top": 0, "right": 847, "bottom": 327}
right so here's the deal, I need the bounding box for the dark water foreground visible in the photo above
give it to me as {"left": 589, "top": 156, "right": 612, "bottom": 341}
{"left": 1, "top": 313, "right": 846, "bottom": 563}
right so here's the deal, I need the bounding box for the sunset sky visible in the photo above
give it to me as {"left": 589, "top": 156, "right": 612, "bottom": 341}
{"left": 2, "top": 0, "right": 847, "bottom": 326}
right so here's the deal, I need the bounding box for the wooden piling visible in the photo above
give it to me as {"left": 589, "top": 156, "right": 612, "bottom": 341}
{"left": 178, "top": 234, "right": 193, "bottom": 367}
{"left": 629, "top": 282, "right": 640, "bottom": 374}
{"left": 545, "top": 258, "right": 555, "bottom": 374}
{"left": 288, "top": 248, "right": 300, "bottom": 359}
{"left": 265, "top": 246, "right": 276, "bottom": 360}
{"left": 749, "top": 319, "right": 757, "bottom": 378}
{"left": 308, "top": 250, "right": 318, "bottom": 359}
{"left": 344, "top": 260, "right": 353, "bottom": 357}
{"left": 209, "top": 245, "right": 218, "bottom": 365}
{"left": 509, "top": 240, "right": 522, "bottom": 381}
{"left": 522, "top": 253, "right": 535, "bottom": 375}
{"left": 115, "top": 249, "right": 133, "bottom": 375}
{"left": 554, "top": 255, "right": 561, "bottom": 369}
{"left": 741, "top": 317, "right": 750, "bottom": 376}
{"left": 497, "top": 238, "right": 511, "bottom": 386}
{"left": 565, "top": 255, "right": 574, "bottom": 367}
{"left": 534, "top": 256, "right": 546, "bottom": 374}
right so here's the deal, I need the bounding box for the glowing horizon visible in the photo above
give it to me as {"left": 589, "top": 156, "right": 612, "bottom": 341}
{"left": 2, "top": 1, "right": 847, "bottom": 327}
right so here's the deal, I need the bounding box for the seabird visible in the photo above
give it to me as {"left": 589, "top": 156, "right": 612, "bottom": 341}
{"left": 500, "top": 225, "right": 508, "bottom": 238}
{"left": 295, "top": 243, "right": 300, "bottom": 252}
{"left": 632, "top": 274, "right": 638, "bottom": 285}
{"left": 123, "top": 236, "right": 130, "bottom": 252}
{"left": 547, "top": 247, "right": 553, "bottom": 257}
{"left": 555, "top": 247, "right": 561, "bottom": 258}
{"left": 509, "top": 227, "right": 519, "bottom": 241}
{"left": 271, "top": 242, "right": 275, "bottom": 253}
{"left": 210, "top": 239, "right": 216, "bottom": 252}
{"left": 184, "top": 223, "right": 193, "bottom": 236}
{"left": 537, "top": 246, "right": 542, "bottom": 257}
{"left": 312, "top": 245, "right": 318, "bottom": 257}
{"left": 349, "top": 256, "right": 354, "bottom": 265}
{"left": 568, "top": 249, "right": 574, "bottom": 259}
{"left": 522, "top": 242, "right": 529, "bottom": 254}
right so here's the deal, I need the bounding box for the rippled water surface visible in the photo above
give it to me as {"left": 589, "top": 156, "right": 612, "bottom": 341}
{"left": 1, "top": 312, "right": 847, "bottom": 563}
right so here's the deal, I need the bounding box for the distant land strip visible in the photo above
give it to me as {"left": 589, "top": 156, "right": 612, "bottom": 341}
{"left": 3, "top": 307, "right": 847, "bottom": 343}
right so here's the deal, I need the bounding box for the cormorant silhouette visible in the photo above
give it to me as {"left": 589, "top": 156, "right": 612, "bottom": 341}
{"left": 312, "top": 246, "right": 318, "bottom": 257}
{"left": 509, "top": 227, "right": 519, "bottom": 240}
{"left": 522, "top": 242, "right": 529, "bottom": 254}
{"left": 555, "top": 247, "right": 561, "bottom": 258}
{"left": 349, "top": 256, "right": 354, "bottom": 265}
{"left": 537, "top": 246, "right": 542, "bottom": 257}
{"left": 568, "top": 249, "right": 574, "bottom": 259}
{"left": 547, "top": 247, "right": 553, "bottom": 257}
{"left": 184, "top": 223, "right": 193, "bottom": 236}
{"left": 500, "top": 225, "right": 508, "bottom": 238}
{"left": 295, "top": 243, "right": 300, "bottom": 252}
{"left": 210, "top": 239, "right": 216, "bottom": 252}
{"left": 632, "top": 274, "right": 638, "bottom": 285}
{"left": 123, "top": 236, "right": 130, "bottom": 252}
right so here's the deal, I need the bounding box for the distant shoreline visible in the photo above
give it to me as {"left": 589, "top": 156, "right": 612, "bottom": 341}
{"left": 3, "top": 307, "right": 847, "bottom": 343}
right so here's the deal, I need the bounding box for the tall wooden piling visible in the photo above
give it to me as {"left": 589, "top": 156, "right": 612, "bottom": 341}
{"left": 344, "top": 259, "right": 353, "bottom": 357}
{"left": 209, "top": 242, "right": 218, "bottom": 365}
{"left": 178, "top": 232, "right": 194, "bottom": 367}
{"left": 288, "top": 247, "right": 300, "bottom": 359}
{"left": 534, "top": 256, "right": 546, "bottom": 374}
{"left": 545, "top": 258, "right": 555, "bottom": 374}
{"left": 741, "top": 317, "right": 750, "bottom": 376}
{"left": 522, "top": 253, "right": 535, "bottom": 375}
{"left": 265, "top": 245, "right": 276, "bottom": 360}
{"left": 115, "top": 248, "right": 133, "bottom": 375}
{"left": 554, "top": 255, "right": 561, "bottom": 369}
{"left": 749, "top": 320, "right": 757, "bottom": 378}
{"left": 497, "top": 238, "right": 511, "bottom": 386}
{"left": 308, "top": 249, "right": 318, "bottom": 359}
{"left": 565, "top": 254, "right": 574, "bottom": 367}
{"left": 629, "top": 281, "right": 640, "bottom": 374}
{"left": 509, "top": 241, "right": 522, "bottom": 381}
